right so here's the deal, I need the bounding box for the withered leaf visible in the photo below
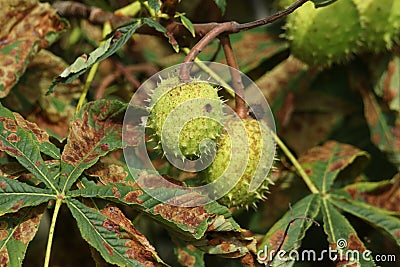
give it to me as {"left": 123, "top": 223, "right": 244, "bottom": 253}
{"left": 0, "top": 0, "right": 67, "bottom": 97}
{"left": 2, "top": 50, "right": 83, "bottom": 141}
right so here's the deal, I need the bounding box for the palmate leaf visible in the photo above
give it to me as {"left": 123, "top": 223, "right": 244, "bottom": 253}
{"left": 69, "top": 165, "right": 254, "bottom": 257}
{"left": 0, "top": 177, "right": 55, "bottom": 215}
{"left": 321, "top": 199, "right": 375, "bottom": 266}
{"left": 49, "top": 20, "right": 142, "bottom": 93}
{"left": 66, "top": 198, "right": 167, "bottom": 266}
{"left": 0, "top": 205, "right": 46, "bottom": 267}
{"left": 0, "top": 103, "right": 59, "bottom": 191}
{"left": 258, "top": 194, "right": 321, "bottom": 266}
{"left": 59, "top": 100, "right": 127, "bottom": 192}
{"left": 298, "top": 141, "right": 369, "bottom": 193}
{"left": 329, "top": 194, "right": 400, "bottom": 247}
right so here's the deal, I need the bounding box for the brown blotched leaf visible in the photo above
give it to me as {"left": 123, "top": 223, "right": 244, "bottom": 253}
{"left": 60, "top": 100, "right": 127, "bottom": 191}
{"left": 2, "top": 50, "right": 82, "bottom": 141}
{"left": 299, "top": 141, "right": 369, "bottom": 192}
{"left": 153, "top": 204, "right": 211, "bottom": 230}
{"left": 0, "top": 205, "right": 46, "bottom": 266}
{"left": 321, "top": 200, "right": 374, "bottom": 266}
{"left": 368, "top": 54, "right": 400, "bottom": 112}
{"left": 67, "top": 199, "right": 167, "bottom": 266}
{"left": 85, "top": 163, "right": 128, "bottom": 185}
{"left": 0, "top": 0, "right": 67, "bottom": 97}
{"left": 342, "top": 178, "right": 400, "bottom": 213}
{"left": 354, "top": 74, "right": 400, "bottom": 169}
{"left": 100, "top": 205, "right": 159, "bottom": 262}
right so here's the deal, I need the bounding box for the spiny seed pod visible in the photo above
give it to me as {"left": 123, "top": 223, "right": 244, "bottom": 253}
{"left": 147, "top": 77, "right": 224, "bottom": 159}
{"left": 205, "top": 118, "right": 274, "bottom": 209}
{"left": 284, "top": 0, "right": 362, "bottom": 66}
{"left": 354, "top": 0, "right": 400, "bottom": 51}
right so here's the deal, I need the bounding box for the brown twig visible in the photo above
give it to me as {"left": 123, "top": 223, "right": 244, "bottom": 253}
{"left": 53, "top": 1, "right": 131, "bottom": 27}
{"left": 236, "top": 0, "right": 309, "bottom": 32}
{"left": 95, "top": 72, "right": 120, "bottom": 100}
{"left": 179, "top": 0, "right": 309, "bottom": 81}
{"left": 115, "top": 61, "right": 141, "bottom": 89}
{"left": 220, "top": 34, "right": 247, "bottom": 118}
{"left": 54, "top": 0, "right": 309, "bottom": 47}
{"left": 179, "top": 21, "right": 239, "bottom": 82}
{"left": 126, "top": 63, "right": 159, "bottom": 77}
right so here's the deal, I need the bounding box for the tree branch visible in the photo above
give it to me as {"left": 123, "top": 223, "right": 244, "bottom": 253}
{"left": 178, "top": 0, "right": 309, "bottom": 80}
{"left": 220, "top": 35, "right": 247, "bottom": 119}
{"left": 53, "top": 0, "right": 309, "bottom": 45}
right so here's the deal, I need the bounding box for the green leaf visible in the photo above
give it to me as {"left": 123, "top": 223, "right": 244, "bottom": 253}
{"left": 59, "top": 100, "right": 127, "bottom": 192}
{"left": 49, "top": 20, "right": 142, "bottom": 94}
{"left": 0, "top": 177, "right": 55, "bottom": 215}
{"left": 0, "top": 1, "right": 67, "bottom": 97}
{"left": 141, "top": 18, "right": 179, "bottom": 52}
{"left": 66, "top": 198, "right": 167, "bottom": 266}
{"left": 180, "top": 15, "right": 195, "bottom": 37}
{"left": 212, "top": 0, "right": 226, "bottom": 14}
{"left": 299, "top": 141, "right": 369, "bottom": 193}
{"left": 329, "top": 194, "right": 400, "bottom": 246}
{"left": 311, "top": 0, "right": 338, "bottom": 8}
{"left": 0, "top": 104, "right": 59, "bottom": 191}
{"left": 258, "top": 194, "right": 321, "bottom": 265}
{"left": 0, "top": 205, "right": 46, "bottom": 267}
{"left": 148, "top": 0, "right": 161, "bottom": 13}
{"left": 321, "top": 198, "right": 375, "bottom": 266}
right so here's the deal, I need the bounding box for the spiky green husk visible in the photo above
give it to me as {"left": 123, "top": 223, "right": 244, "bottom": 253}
{"left": 147, "top": 78, "right": 223, "bottom": 158}
{"left": 285, "top": 0, "right": 362, "bottom": 66}
{"left": 354, "top": 0, "right": 400, "bottom": 51}
{"left": 205, "top": 118, "right": 274, "bottom": 209}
